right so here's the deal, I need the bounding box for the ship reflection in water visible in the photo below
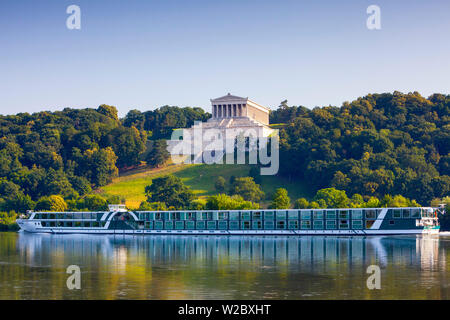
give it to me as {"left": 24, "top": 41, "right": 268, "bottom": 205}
{"left": 0, "top": 233, "right": 449, "bottom": 299}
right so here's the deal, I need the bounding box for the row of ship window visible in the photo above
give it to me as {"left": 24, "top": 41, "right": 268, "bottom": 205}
{"left": 40, "top": 220, "right": 369, "bottom": 229}
{"left": 33, "top": 208, "right": 423, "bottom": 221}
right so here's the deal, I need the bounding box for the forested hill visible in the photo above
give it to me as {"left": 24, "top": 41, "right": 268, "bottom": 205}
{"left": 0, "top": 91, "right": 448, "bottom": 214}
{"left": 273, "top": 91, "right": 449, "bottom": 204}
{"left": 0, "top": 104, "right": 209, "bottom": 212}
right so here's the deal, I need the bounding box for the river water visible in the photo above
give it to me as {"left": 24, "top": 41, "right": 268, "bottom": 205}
{"left": 0, "top": 232, "right": 449, "bottom": 299}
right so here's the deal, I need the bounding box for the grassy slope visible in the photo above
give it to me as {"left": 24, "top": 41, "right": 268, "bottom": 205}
{"left": 98, "top": 163, "right": 312, "bottom": 209}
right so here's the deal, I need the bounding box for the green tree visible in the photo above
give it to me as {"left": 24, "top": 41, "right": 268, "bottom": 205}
{"left": 138, "top": 201, "right": 167, "bottom": 211}
{"left": 189, "top": 199, "right": 206, "bottom": 210}
{"left": 35, "top": 195, "right": 68, "bottom": 211}
{"left": 146, "top": 140, "right": 169, "bottom": 168}
{"left": 145, "top": 175, "right": 194, "bottom": 209}
{"left": 229, "top": 177, "right": 264, "bottom": 202}
{"left": 270, "top": 188, "right": 291, "bottom": 209}
{"left": 294, "top": 198, "right": 309, "bottom": 209}
{"left": 97, "top": 104, "right": 118, "bottom": 121}
{"left": 214, "top": 176, "right": 226, "bottom": 193}
{"left": 206, "top": 194, "right": 259, "bottom": 210}
{"left": 82, "top": 194, "right": 108, "bottom": 211}
{"left": 249, "top": 166, "right": 262, "bottom": 184}
{"left": 314, "top": 188, "right": 349, "bottom": 208}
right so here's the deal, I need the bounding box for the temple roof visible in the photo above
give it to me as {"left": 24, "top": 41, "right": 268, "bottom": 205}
{"left": 210, "top": 93, "right": 247, "bottom": 102}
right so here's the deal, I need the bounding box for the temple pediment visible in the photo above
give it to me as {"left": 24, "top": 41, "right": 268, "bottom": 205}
{"left": 210, "top": 93, "right": 248, "bottom": 103}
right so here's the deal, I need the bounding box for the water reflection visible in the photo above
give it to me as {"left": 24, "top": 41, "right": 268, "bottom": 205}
{"left": 0, "top": 233, "right": 449, "bottom": 299}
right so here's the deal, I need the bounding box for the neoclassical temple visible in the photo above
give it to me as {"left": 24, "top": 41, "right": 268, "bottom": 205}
{"left": 210, "top": 93, "right": 270, "bottom": 125}
{"left": 167, "top": 93, "right": 274, "bottom": 162}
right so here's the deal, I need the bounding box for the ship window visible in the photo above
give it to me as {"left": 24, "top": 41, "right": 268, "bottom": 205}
{"left": 393, "top": 209, "right": 401, "bottom": 218}
{"left": 276, "top": 220, "right": 286, "bottom": 229}
{"left": 175, "top": 221, "right": 184, "bottom": 230}
{"left": 365, "top": 220, "right": 375, "bottom": 229}
{"left": 313, "top": 220, "right": 324, "bottom": 229}
{"left": 252, "top": 211, "right": 262, "bottom": 220}
{"left": 75, "top": 221, "right": 82, "bottom": 227}
{"left": 186, "top": 212, "right": 195, "bottom": 220}
{"left": 207, "top": 221, "right": 216, "bottom": 230}
{"left": 241, "top": 221, "right": 251, "bottom": 230}
{"left": 196, "top": 221, "right": 205, "bottom": 230}
{"left": 264, "top": 211, "right": 274, "bottom": 220}
{"left": 241, "top": 211, "right": 251, "bottom": 221}
{"left": 186, "top": 221, "right": 195, "bottom": 230}
{"left": 301, "top": 220, "right": 311, "bottom": 229}
{"left": 365, "top": 210, "right": 377, "bottom": 219}
{"left": 65, "top": 221, "right": 73, "bottom": 227}
{"left": 229, "top": 211, "right": 239, "bottom": 220}
{"left": 41, "top": 213, "right": 48, "bottom": 219}
{"left": 352, "top": 220, "right": 363, "bottom": 229}
{"left": 402, "top": 209, "right": 410, "bottom": 218}
{"left": 411, "top": 209, "right": 420, "bottom": 218}
{"left": 49, "top": 214, "right": 56, "bottom": 220}
{"left": 218, "top": 212, "right": 228, "bottom": 220}
{"left": 41, "top": 221, "right": 47, "bottom": 227}
{"left": 93, "top": 221, "right": 100, "bottom": 228}
{"left": 264, "top": 221, "right": 274, "bottom": 230}
{"left": 313, "top": 210, "right": 324, "bottom": 219}
{"left": 287, "top": 210, "right": 298, "bottom": 220}
{"left": 229, "top": 221, "right": 239, "bottom": 230}
{"left": 301, "top": 211, "right": 311, "bottom": 220}
{"left": 57, "top": 221, "right": 64, "bottom": 227}
{"left": 352, "top": 210, "right": 363, "bottom": 219}
{"left": 339, "top": 220, "right": 349, "bottom": 229}
{"left": 326, "top": 210, "right": 336, "bottom": 219}
{"left": 49, "top": 221, "right": 56, "bottom": 227}
{"left": 252, "top": 221, "right": 262, "bottom": 230}
{"left": 389, "top": 220, "right": 395, "bottom": 225}
{"left": 288, "top": 220, "right": 299, "bottom": 230}
{"left": 83, "top": 212, "right": 92, "bottom": 219}
{"left": 326, "top": 220, "right": 336, "bottom": 229}
{"left": 218, "top": 221, "right": 228, "bottom": 230}
{"left": 83, "top": 221, "right": 91, "bottom": 228}
{"left": 339, "top": 210, "right": 349, "bottom": 219}
{"left": 276, "top": 211, "right": 287, "bottom": 220}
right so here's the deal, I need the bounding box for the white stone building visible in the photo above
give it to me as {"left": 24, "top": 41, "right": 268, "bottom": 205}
{"left": 168, "top": 94, "right": 275, "bottom": 163}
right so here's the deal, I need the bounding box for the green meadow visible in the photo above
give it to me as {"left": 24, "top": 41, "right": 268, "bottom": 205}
{"left": 98, "top": 163, "right": 311, "bottom": 209}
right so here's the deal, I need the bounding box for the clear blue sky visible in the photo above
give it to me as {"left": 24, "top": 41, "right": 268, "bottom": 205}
{"left": 0, "top": 0, "right": 449, "bottom": 116}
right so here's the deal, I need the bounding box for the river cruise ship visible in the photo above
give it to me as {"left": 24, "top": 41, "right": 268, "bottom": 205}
{"left": 16, "top": 205, "right": 440, "bottom": 235}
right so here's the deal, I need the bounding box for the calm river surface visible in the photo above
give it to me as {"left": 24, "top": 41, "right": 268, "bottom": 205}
{"left": 0, "top": 232, "right": 449, "bottom": 299}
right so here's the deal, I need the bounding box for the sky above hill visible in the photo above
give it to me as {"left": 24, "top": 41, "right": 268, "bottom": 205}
{"left": 0, "top": 0, "right": 449, "bottom": 116}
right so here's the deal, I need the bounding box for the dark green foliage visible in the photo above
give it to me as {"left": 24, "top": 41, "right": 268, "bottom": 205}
{"left": 35, "top": 195, "right": 67, "bottom": 211}
{"left": 206, "top": 194, "right": 259, "bottom": 210}
{"left": 229, "top": 177, "right": 265, "bottom": 202}
{"left": 270, "top": 188, "right": 291, "bottom": 209}
{"left": 248, "top": 166, "right": 262, "bottom": 184}
{"left": 273, "top": 91, "right": 450, "bottom": 204}
{"left": 144, "top": 175, "right": 194, "bottom": 209}
{"left": 124, "top": 106, "right": 210, "bottom": 139}
{"left": 81, "top": 194, "right": 108, "bottom": 211}
{"left": 146, "top": 140, "right": 169, "bottom": 168}
{"left": 214, "top": 176, "right": 226, "bottom": 193}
